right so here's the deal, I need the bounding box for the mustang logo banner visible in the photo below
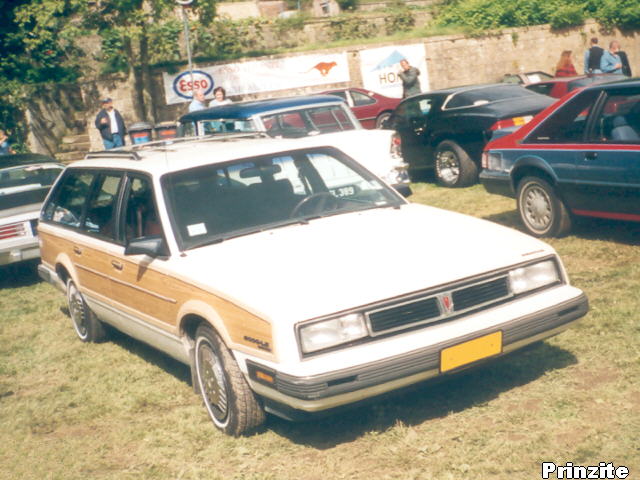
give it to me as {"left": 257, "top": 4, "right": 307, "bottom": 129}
{"left": 163, "top": 53, "right": 350, "bottom": 105}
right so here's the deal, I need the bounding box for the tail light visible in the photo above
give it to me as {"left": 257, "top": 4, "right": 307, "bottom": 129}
{"left": 390, "top": 132, "right": 402, "bottom": 159}
{"left": 490, "top": 115, "right": 533, "bottom": 131}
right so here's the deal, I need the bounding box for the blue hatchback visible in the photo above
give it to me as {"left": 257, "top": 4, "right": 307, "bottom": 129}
{"left": 480, "top": 78, "right": 640, "bottom": 237}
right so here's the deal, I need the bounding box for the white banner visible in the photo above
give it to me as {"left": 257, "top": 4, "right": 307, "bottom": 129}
{"left": 162, "top": 53, "right": 350, "bottom": 105}
{"left": 359, "top": 44, "right": 429, "bottom": 98}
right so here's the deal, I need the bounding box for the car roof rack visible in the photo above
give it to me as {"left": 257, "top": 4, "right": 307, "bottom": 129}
{"left": 84, "top": 151, "right": 142, "bottom": 161}
{"left": 83, "top": 132, "right": 271, "bottom": 161}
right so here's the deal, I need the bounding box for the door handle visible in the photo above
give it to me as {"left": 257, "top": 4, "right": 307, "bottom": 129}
{"left": 585, "top": 151, "right": 598, "bottom": 160}
{"left": 73, "top": 246, "right": 82, "bottom": 255}
{"left": 111, "top": 260, "right": 123, "bottom": 271}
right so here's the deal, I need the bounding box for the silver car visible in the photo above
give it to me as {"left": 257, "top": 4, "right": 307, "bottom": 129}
{"left": 0, "top": 154, "right": 64, "bottom": 266}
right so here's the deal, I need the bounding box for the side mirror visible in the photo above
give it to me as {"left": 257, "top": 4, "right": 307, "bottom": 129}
{"left": 125, "top": 236, "right": 168, "bottom": 257}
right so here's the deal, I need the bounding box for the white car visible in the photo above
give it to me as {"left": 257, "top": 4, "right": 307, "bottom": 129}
{"left": 0, "top": 154, "right": 64, "bottom": 267}
{"left": 178, "top": 94, "right": 411, "bottom": 196}
{"left": 37, "top": 135, "right": 588, "bottom": 436}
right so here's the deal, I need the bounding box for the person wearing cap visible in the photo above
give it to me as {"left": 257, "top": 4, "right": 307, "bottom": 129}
{"left": 95, "top": 98, "right": 127, "bottom": 150}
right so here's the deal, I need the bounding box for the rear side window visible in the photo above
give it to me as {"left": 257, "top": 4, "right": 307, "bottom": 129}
{"left": 525, "top": 90, "right": 601, "bottom": 143}
{"left": 42, "top": 170, "right": 96, "bottom": 228}
{"left": 83, "top": 173, "right": 123, "bottom": 240}
{"left": 351, "top": 91, "right": 375, "bottom": 107}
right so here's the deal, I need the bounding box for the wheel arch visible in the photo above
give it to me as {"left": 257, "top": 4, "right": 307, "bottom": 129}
{"left": 54, "top": 253, "right": 79, "bottom": 288}
{"left": 178, "top": 300, "right": 232, "bottom": 348}
{"left": 511, "top": 156, "right": 559, "bottom": 192}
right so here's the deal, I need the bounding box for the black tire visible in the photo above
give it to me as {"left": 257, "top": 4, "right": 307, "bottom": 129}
{"left": 516, "top": 176, "right": 572, "bottom": 237}
{"left": 66, "top": 278, "right": 107, "bottom": 343}
{"left": 194, "top": 324, "right": 265, "bottom": 436}
{"left": 434, "top": 140, "right": 478, "bottom": 188}
{"left": 375, "top": 112, "right": 392, "bottom": 129}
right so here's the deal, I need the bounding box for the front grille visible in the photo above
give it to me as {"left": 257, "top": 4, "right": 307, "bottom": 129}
{"left": 453, "top": 277, "right": 509, "bottom": 310}
{"left": 0, "top": 221, "right": 27, "bottom": 240}
{"left": 367, "top": 276, "right": 511, "bottom": 335}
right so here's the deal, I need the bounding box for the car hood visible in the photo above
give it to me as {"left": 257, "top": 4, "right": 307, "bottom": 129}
{"left": 171, "top": 203, "right": 553, "bottom": 324}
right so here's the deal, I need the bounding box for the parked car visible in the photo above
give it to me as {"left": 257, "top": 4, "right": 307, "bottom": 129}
{"left": 179, "top": 95, "right": 410, "bottom": 195}
{"left": 38, "top": 135, "right": 587, "bottom": 436}
{"left": 0, "top": 153, "right": 64, "bottom": 267}
{"left": 480, "top": 78, "right": 640, "bottom": 237}
{"left": 525, "top": 73, "right": 627, "bottom": 99}
{"left": 501, "top": 71, "right": 553, "bottom": 85}
{"left": 321, "top": 87, "right": 401, "bottom": 129}
{"left": 388, "top": 84, "right": 555, "bottom": 187}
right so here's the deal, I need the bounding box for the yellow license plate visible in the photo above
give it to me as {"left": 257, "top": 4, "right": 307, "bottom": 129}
{"left": 440, "top": 331, "right": 503, "bottom": 372}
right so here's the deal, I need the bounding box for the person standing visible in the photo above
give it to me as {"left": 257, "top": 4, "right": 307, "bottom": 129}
{"left": 0, "top": 129, "right": 15, "bottom": 155}
{"left": 208, "top": 86, "right": 232, "bottom": 107}
{"left": 618, "top": 48, "right": 632, "bottom": 76}
{"left": 600, "top": 41, "right": 623, "bottom": 74}
{"left": 95, "top": 98, "right": 126, "bottom": 150}
{"left": 398, "top": 59, "right": 421, "bottom": 98}
{"left": 583, "top": 37, "right": 604, "bottom": 74}
{"left": 189, "top": 90, "right": 207, "bottom": 112}
{"left": 555, "top": 50, "right": 578, "bottom": 77}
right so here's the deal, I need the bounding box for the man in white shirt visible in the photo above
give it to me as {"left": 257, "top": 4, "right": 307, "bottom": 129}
{"left": 95, "top": 98, "right": 127, "bottom": 149}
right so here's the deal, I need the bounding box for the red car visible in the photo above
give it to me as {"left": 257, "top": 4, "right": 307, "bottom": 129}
{"left": 525, "top": 73, "right": 627, "bottom": 99}
{"left": 321, "top": 87, "right": 400, "bottom": 129}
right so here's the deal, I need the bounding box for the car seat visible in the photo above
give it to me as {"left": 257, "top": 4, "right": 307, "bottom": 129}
{"left": 611, "top": 116, "right": 640, "bottom": 142}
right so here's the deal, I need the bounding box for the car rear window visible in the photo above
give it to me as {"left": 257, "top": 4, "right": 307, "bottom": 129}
{"left": 445, "top": 86, "right": 538, "bottom": 109}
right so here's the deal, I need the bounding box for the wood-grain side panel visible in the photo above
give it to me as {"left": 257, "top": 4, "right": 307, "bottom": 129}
{"left": 39, "top": 228, "right": 275, "bottom": 361}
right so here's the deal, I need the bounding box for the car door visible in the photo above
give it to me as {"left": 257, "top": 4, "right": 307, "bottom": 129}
{"left": 572, "top": 88, "right": 640, "bottom": 220}
{"left": 392, "top": 96, "right": 435, "bottom": 168}
{"left": 107, "top": 173, "right": 179, "bottom": 333}
{"left": 348, "top": 90, "right": 378, "bottom": 129}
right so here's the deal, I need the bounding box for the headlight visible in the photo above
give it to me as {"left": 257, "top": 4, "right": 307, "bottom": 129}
{"left": 299, "top": 313, "right": 368, "bottom": 354}
{"left": 508, "top": 260, "right": 560, "bottom": 295}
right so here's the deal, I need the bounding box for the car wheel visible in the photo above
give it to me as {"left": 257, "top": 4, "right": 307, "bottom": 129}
{"left": 66, "top": 278, "right": 107, "bottom": 343}
{"left": 194, "top": 324, "right": 265, "bottom": 436}
{"left": 434, "top": 140, "right": 478, "bottom": 188}
{"left": 375, "top": 112, "right": 392, "bottom": 129}
{"left": 517, "top": 176, "right": 572, "bottom": 237}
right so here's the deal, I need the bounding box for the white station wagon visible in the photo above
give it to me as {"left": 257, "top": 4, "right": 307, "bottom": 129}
{"left": 38, "top": 135, "right": 588, "bottom": 435}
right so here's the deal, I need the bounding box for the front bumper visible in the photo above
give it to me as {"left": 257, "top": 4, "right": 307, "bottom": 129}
{"left": 479, "top": 170, "right": 515, "bottom": 198}
{"left": 247, "top": 293, "right": 588, "bottom": 418}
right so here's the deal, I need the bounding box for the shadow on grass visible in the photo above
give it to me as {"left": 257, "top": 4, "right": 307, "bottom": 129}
{"left": 0, "top": 260, "right": 41, "bottom": 289}
{"left": 267, "top": 341, "right": 577, "bottom": 448}
{"left": 483, "top": 210, "right": 640, "bottom": 246}
{"left": 106, "top": 328, "right": 192, "bottom": 386}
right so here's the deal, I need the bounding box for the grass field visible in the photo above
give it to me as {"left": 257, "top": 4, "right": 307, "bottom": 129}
{"left": 1, "top": 183, "right": 639, "bottom": 480}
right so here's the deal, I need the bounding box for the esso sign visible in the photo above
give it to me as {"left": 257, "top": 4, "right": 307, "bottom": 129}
{"left": 173, "top": 70, "right": 214, "bottom": 99}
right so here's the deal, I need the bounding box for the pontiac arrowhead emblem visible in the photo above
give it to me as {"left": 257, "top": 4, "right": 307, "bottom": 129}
{"left": 439, "top": 292, "right": 454, "bottom": 315}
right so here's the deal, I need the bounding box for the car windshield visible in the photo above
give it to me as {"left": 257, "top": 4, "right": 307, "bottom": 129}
{"left": 162, "top": 146, "right": 403, "bottom": 251}
{"left": 445, "top": 85, "right": 538, "bottom": 109}
{"left": 0, "top": 163, "right": 63, "bottom": 210}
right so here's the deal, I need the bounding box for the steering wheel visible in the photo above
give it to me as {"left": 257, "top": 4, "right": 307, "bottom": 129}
{"left": 290, "top": 192, "right": 338, "bottom": 218}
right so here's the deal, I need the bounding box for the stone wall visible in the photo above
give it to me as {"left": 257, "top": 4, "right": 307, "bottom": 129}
{"left": 25, "top": 84, "right": 85, "bottom": 155}
{"left": 79, "top": 19, "right": 638, "bottom": 151}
